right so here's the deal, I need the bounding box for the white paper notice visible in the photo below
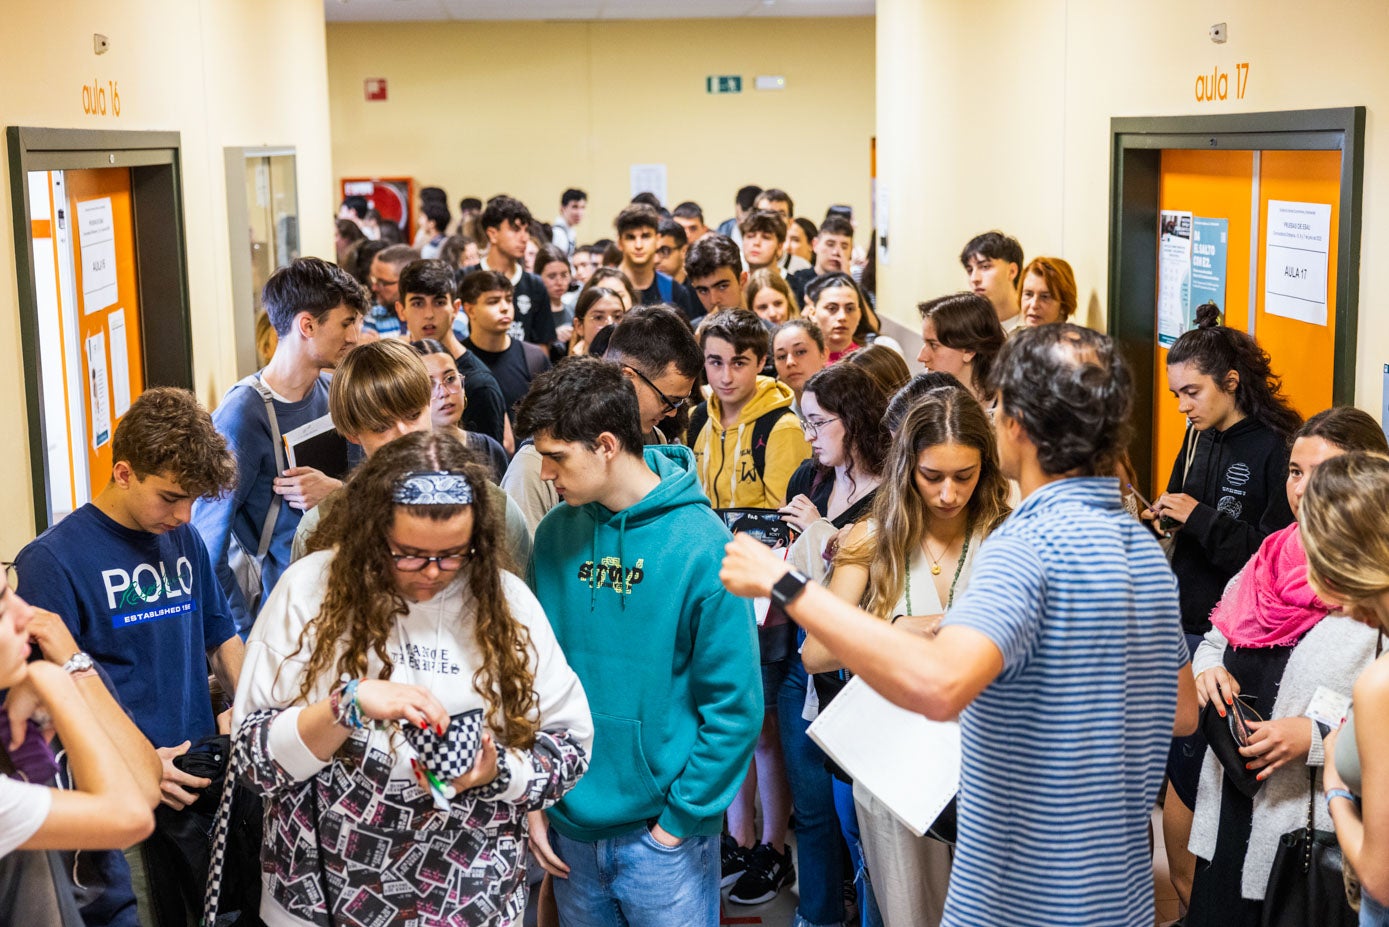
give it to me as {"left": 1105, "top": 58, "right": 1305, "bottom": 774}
{"left": 629, "top": 164, "right": 668, "bottom": 206}
{"left": 76, "top": 197, "right": 118, "bottom": 313}
{"left": 1265, "top": 200, "right": 1332, "bottom": 326}
{"left": 1157, "top": 211, "right": 1192, "bottom": 347}
{"left": 86, "top": 332, "right": 111, "bottom": 449}
{"left": 108, "top": 308, "right": 132, "bottom": 417}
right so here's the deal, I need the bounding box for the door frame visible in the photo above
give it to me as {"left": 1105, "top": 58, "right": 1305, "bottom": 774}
{"left": 6, "top": 126, "right": 194, "bottom": 531}
{"left": 1106, "top": 107, "right": 1365, "bottom": 491}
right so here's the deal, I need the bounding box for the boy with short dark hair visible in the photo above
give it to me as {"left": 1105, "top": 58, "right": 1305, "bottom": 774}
{"left": 419, "top": 201, "right": 451, "bottom": 259}
{"left": 615, "top": 203, "right": 703, "bottom": 321}
{"left": 960, "top": 229, "right": 1025, "bottom": 333}
{"left": 754, "top": 188, "right": 794, "bottom": 219}
{"left": 690, "top": 309, "right": 809, "bottom": 509}
{"left": 19, "top": 387, "right": 245, "bottom": 925}
{"left": 739, "top": 209, "right": 789, "bottom": 276}
{"left": 717, "top": 184, "right": 764, "bottom": 246}
{"left": 552, "top": 187, "right": 587, "bottom": 257}
{"left": 788, "top": 213, "right": 855, "bottom": 303}
{"left": 460, "top": 269, "right": 552, "bottom": 419}
{"left": 364, "top": 244, "right": 420, "bottom": 338}
{"left": 671, "top": 201, "right": 709, "bottom": 243}
{"left": 656, "top": 217, "right": 689, "bottom": 284}
{"left": 684, "top": 233, "right": 748, "bottom": 316}
{"left": 519, "top": 357, "right": 761, "bottom": 927}
{"left": 193, "top": 257, "right": 364, "bottom": 633}
{"left": 393, "top": 259, "right": 510, "bottom": 451}
{"left": 469, "top": 194, "right": 558, "bottom": 346}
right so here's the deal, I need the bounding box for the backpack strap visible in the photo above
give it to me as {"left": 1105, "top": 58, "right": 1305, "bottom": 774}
{"left": 749, "top": 406, "right": 793, "bottom": 481}
{"left": 231, "top": 374, "right": 286, "bottom": 560}
{"left": 656, "top": 272, "right": 674, "bottom": 304}
{"left": 686, "top": 401, "right": 709, "bottom": 448}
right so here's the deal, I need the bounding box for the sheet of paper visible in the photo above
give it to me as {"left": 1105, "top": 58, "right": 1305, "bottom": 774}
{"left": 1264, "top": 199, "right": 1332, "bottom": 326}
{"left": 807, "top": 675, "right": 959, "bottom": 835}
{"left": 1157, "top": 211, "right": 1192, "bottom": 347}
{"left": 76, "top": 197, "right": 118, "bottom": 313}
{"left": 629, "top": 164, "right": 668, "bottom": 206}
{"left": 86, "top": 332, "right": 111, "bottom": 449}
{"left": 1189, "top": 217, "right": 1229, "bottom": 317}
{"left": 108, "top": 308, "right": 132, "bottom": 417}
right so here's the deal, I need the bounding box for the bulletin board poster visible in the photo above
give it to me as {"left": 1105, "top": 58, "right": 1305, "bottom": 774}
{"left": 1190, "top": 217, "right": 1229, "bottom": 319}
{"left": 1264, "top": 199, "right": 1332, "bottom": 326}
{"left": 1157, "top": 210, "right": 1192, "bottom": 347}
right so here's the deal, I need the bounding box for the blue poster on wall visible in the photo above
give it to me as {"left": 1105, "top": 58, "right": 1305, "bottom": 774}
{"left": 1190, "top": 217, "right": 1229, "bottom": 319}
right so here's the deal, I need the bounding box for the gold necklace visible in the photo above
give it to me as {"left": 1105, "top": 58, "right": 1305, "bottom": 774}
{"left": 922, "top": 530, "right": 964, "bottom": 576}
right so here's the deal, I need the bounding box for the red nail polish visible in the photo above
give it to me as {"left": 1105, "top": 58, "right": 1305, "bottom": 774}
{"left": 1245, "top": 763, "right": 1252, "bottom": 770}
{"left": 418, "top": 718, "right": 427, "bottom": 730}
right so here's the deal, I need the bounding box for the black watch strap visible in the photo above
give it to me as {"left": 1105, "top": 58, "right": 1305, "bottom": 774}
{"left": 770, "top": 570, "right": 810, "bottom": 610}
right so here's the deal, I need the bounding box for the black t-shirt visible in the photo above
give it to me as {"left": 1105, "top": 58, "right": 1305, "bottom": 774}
{"left": 639, "top": 272, "right": 704, "bottom": 323}
{"left": 453, "top": 349, "right": 507, "bottom": 446}
{"left": 460, "top": 265, "right": 557, "bottom": 345}
{"left": 463, "top": 337, "right": 551, "bottom": 418}
{"left": 787, "top": 267, "right": 817, "bottom": 306}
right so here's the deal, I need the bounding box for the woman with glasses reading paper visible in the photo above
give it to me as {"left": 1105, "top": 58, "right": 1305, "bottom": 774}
{"left": 228, "top": 432, "right": 592, "bottom": 926}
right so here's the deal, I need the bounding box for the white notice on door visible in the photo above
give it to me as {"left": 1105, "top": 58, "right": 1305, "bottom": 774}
{"left": 1264, "top": 200, "right": 1331, "bottom": 326}
{"left": 108, "top": 308, "right": 132, "bottom": 417}
{"left": 86, "top": 332, "right": 111, "bottom": 449}
{"left": 76, "top": 197, "right": 119, "bottom": 313}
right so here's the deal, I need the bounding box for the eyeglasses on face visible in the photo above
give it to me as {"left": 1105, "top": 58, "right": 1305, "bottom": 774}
{"left": 387, "top": 548, "right": 476, "bottom": 572}
{"left": 430, "top": 372, "right": 463, "bottom": 394}
{"left": 624, "top": 365, "right": 687, "bottom": 414}
{"left": 798, "top": 415, "right": 840, "bottom": 437}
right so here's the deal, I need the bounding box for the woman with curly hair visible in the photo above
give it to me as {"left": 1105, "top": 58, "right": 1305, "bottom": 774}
{"left": 802, "top": 383, "right": 1010, "bottom": 927}
{"left": 229, "top": 431, "right": 592, "bottom": 926}
{"left": 1151, "top": 302, "right": 1302, "bottom": 906}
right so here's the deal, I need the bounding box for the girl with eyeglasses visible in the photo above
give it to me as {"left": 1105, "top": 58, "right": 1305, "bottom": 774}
{"left": 410, "top": 338, "right": 509, "bottom": 482}
{"left": 803, "top": 383, "right": 1010, "bottom": 927}
{"left": 227, "top": 432, "right": 592, "bottom": 927}
{"left": 776, "top": 363, "right": 892, "bottom": 926}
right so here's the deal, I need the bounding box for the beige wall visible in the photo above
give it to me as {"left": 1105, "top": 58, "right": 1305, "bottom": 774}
{"left": 326, "top": 17, "right": 876, "bottom": 245}
{"left": 877, "top": 0, "right": 1389, "bottom": 410}
{"left": 0, "top": 0, "right": 334, "bottom": 552}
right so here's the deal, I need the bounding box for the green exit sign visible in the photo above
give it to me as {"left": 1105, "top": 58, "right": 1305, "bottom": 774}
{"left": 706, "top": 75, "right": 742, "bottom": 94}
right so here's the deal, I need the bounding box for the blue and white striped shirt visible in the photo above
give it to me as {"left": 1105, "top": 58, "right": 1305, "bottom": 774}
{"left": 941, "top": 477, "right": 1187, "bottom": 926}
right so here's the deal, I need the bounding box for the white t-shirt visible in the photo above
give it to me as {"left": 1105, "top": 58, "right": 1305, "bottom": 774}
{"left": 0, "top": 776, "right": 53, "bottom": 858}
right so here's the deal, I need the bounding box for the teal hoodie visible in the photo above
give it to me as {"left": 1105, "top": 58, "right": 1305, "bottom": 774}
{"left": 527, "top": 444, "right": 762, "bottom": 841}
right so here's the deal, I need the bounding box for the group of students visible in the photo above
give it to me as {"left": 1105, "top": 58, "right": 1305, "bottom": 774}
{"left": 0, "top": 181, "right": 1385, "bottom": 927}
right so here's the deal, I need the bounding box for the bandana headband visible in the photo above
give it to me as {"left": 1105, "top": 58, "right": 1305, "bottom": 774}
{"left": 392, "top": 470, "right": 474, "bottom": 506}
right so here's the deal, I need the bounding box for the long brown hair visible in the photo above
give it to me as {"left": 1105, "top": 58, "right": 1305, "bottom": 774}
{"left": 1300, "top": 451, "right": 1389, "bottom": 618}
{"left": 848, "top": 386, "right": 1010, "bottom": 619}
{"left": 299, "top": 431, "right": 539, "bottom": 747}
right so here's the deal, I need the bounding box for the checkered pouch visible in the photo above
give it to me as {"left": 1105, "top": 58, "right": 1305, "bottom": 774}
{"left": 403, "top": 708, "right": 485, "bottom": 781}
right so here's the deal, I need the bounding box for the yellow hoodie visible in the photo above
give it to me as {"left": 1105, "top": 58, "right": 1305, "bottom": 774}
{"left": 692, "top": 376, "right": 812, "bottom": 508}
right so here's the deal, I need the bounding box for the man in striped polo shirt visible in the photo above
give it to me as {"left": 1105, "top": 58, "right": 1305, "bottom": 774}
{"left": 720, "top": 323, "right": 1200, "bottom": 925}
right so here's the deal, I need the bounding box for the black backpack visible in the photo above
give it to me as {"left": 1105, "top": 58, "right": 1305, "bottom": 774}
{"left": 685, "top": 402, "right": 793, "bottom": 483}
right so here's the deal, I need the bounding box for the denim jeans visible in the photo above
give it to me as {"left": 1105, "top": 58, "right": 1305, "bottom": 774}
{"left": 1363, "top": 889, "right": 1389, "bottom": 927}
{"left": 779, "top": 647, "right": 847, "bottom": 927}
{"left": 832, "top": 777, "right": 883, "bottom": 927}
{"left": 549, "top": 827, "right": 719, "bottom": 927}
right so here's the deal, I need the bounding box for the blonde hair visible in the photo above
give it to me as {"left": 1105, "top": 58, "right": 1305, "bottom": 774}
{"left": 329, "top": 340, "right": 431, "bottom": 437}
{"left": 842, "top": 387, "right": 1010, "bottom": 619}
{"left": 254, "top": 310, "right": 278, "bottom": 367}
{"left": 1299, "top": 451, "right": 1389, "bottom": 623}
{"left": 745, "top": 268, "right": 799, "bottom": 321}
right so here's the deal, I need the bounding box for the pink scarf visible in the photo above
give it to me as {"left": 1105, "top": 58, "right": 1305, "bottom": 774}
{"left": 1210, "top": 522, "right": 1333, "bottom": 648}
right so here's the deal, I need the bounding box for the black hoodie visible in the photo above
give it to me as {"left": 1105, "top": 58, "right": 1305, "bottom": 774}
{"left": 1166, "top": 417, "right": 1294, "bottom": 634}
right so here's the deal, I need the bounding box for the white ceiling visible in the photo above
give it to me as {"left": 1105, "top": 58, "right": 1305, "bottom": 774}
{"left": 325, "top": 0, "right": 874, "bottom": 23}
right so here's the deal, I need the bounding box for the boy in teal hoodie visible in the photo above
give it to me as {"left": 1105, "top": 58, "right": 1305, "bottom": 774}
{"left": 519, "top": 356, "right": 762, "bottom": 925}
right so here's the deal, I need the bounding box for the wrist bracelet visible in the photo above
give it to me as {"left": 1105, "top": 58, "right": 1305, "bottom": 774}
{"left": 1326, "top": 788, "right": 1359, "bottom": 809}
{"left": 331, "top": 678, "right": 366, "bottom": 730}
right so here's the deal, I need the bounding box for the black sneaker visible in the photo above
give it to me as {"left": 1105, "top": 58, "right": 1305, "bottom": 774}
{"left": 727, "top": 842, "right": 795, "bottom": 905}
{"left": 720, "top": 834, "right": 752, "bottom": 889}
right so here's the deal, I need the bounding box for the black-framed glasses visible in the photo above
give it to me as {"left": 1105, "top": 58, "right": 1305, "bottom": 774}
{"left": 798, "top": 415, "right": 840, "bottom": 437}
{"left": 387, "top": 548, "right": 476, "bottom": 572}
{"left": 624, "top": 364, "right": 687, "bottom": 414}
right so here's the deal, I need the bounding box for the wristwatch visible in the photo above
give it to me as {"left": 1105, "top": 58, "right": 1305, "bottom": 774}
{"left": 62, "top": 652, "right": 95, "bottom": 677}
{"left": 770, "top": 570, "right": 810, "bottom": 610}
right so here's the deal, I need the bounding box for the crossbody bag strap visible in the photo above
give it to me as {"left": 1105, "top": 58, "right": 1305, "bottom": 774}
{"left": 236, "top": 375, "right": 286, "bottom": 559}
